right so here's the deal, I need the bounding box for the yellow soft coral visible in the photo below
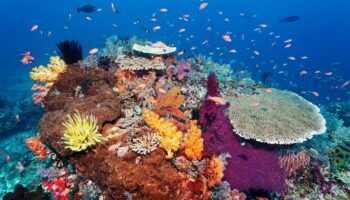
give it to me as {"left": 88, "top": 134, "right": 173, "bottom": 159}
{"left": 142, "top": 108, "right": 183, "bottom": 159}
{"left": 30, "top": 56, "right": 67, "bottom": 82}
{"left": 62, "top": 111, "right": 102, "bottom": 152}
{"left": 184, "top": 120, "right": 203, "bottom": 160}
{"left": 204, "top": 156, "right": 225, "bottom": 187}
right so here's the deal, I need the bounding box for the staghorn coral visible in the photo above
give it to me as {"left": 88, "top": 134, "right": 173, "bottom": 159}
{"left": 279, "top": 150, "right": 311, "bottom": 177}
{"left": 62, "top": 111, "right": 102, "bottom": 152}
{"left": 142, "top": 108, "right": 183, "bottom": 159}
{"left": 130, "top": 133, "right": 160, "bottom": 155}
{"left": 30, "top": 56, "right": 67, "bottom": 83}
{"left": 184, "top": 120, "right": 204, "bottom": 160}
{"left": 227, "top": 88, "right": 327, "bottom": 144}
{"left": 114, "top": 55, "right": 166, "bottom": 71}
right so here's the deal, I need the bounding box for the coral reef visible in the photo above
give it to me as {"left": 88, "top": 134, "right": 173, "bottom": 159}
{"left": 114, "top": 55, "right": 166, "bottom": 71}
{"left": 62, "top": 111, "right": 102, "bottom": 152}
{"left": 199, "top": 73, "right": 286, "bottom": 193}
{"left": 227, "top": 88, "right": 327, "bottom": 144}
{"left": 3, "top": 184, "right": 49, "bottom": 200}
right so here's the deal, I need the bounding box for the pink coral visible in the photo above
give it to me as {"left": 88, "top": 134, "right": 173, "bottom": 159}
{"left": 279, "top": 150, "right": 311, "bottom": 177}
{"left": 31, "top": 84, "right": 50, "bottom": 105}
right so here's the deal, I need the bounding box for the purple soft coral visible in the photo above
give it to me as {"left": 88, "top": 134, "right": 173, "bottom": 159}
{"left": 199, "top": 73, "right": 286, "bottom": 193}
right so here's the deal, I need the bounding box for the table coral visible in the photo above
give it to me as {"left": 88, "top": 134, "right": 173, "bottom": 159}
{"left": 114, "top": 55, "right": 166, "bottom": 71}
{"left": 227, "top": 88, "right": 326, "bottom": 144}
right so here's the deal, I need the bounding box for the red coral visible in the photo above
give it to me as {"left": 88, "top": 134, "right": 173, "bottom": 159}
{"left": 25, "top": 137, "right": 46, "bottom": 160}
{"left": 42, "top": 177, "right": 70, "bottom": 200}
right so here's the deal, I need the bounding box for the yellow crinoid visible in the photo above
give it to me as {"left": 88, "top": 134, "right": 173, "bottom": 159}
{"left": 30, "top": 56, "right": 67, "bottom": 82}
{"left": 142, "top": 108, "right": 183, "bottom": 159}
{"left": 62, "top": 111, "right": 102, "bottom": 152}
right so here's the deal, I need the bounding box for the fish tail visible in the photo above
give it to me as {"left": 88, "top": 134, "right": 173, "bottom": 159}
{"left": 77, "top": 8, "right": 80, "bottom": 13}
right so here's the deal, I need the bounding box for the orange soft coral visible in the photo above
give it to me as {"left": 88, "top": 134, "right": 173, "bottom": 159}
{"left": 154, "top": 87, "right": 185, "bottom": 115}
{"left": 203, "top": 156, "right": 224, "bottom": 187}
{"left": 184, "top": 120, "right": 203, "bottom": 160}
{"left": 29, "top": 56, "right": 67, "bottom": 83}
{"left": 25, "top": 137, "right": 47, "bottom": 160}
{"left": 142, "top": 108, "right": 183, "bottom": 159}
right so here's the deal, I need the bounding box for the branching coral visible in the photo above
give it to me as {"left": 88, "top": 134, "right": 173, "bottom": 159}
{"left": 227, "top": 88, "right": 327, "bottom": 144}
{"left": 184, "top": 120, "right": 203, "bottom": 160}
{"left": 130, "top": 133, "right": 160, "bottom": 155}
{"left": 62, "top": 111, "right": 102, "bottom": 152}
{"left": 142, "top": 108, "right": 183, "bottom": 159}
{"left": 30, "top": 56, "right": 67, "bottom": 83}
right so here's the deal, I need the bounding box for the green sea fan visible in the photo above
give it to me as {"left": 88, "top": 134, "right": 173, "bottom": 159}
{"left": 62, "top": 111, "right": 102, "bottom": 152}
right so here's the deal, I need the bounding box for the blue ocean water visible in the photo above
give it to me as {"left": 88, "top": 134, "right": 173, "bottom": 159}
{"left": 0, "top": 0, "right": 349, "bottom": 103}
{"left": 0, "top": 0, "right": 350, "bottom": 199}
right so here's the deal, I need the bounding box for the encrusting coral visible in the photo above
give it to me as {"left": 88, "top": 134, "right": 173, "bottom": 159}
{"left": 30, "top": 56, "right": 67, "bottom": 83}
{"left": 227, "top": 88, "right": 327, "bottom": 144}
{"left": 62, "top": 111, "right": 102, "bottom": 152}
{"left": 142, "top": 108, "right": 183, "bottom": 159}
{"left": 184, "top": 120, "right": 204, "bottom": 160}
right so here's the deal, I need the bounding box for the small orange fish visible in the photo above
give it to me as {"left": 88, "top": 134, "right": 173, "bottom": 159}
{"left": 253, "top": 50, "right": 260, "bottom": 56}
{"left": 312, "top": 91, "right": 320, "bottom": 97}
{"left": 222, "top": 34, "right": 232, "bottom": 42}
{"left": 178, "top": 50, "right": 185, "bottom": 56}
{"left": 259, "top": 24, "right": 268, "bottom": 28}
{"left": 153, "top": 26, "right": 161, "bottom": 31}
{"left": 299, "top": 70, "right": 308, "bottom": 76}
{"left": 20, "top": 51, "right": 34, "bottom": 64}
{"left": 264, "top": 88, "right": 273, "bottom": 93}
{"left": 160, "top": 8, "right": 168, "bottom": 12}
{"left": 6, "top": 155, "right": 10, "bottom": 163}
{"left": 207, "top": 96, "right": 226, "bottom": 105}
{"left": 30, "top": 25, "right": 38, "bottom": 32}
{"left": 256, "top": 198, "right": 269, "bottom": 200}
{"left": 179, "top": 28, "right": 186, "bottom": 33}
{"left": 199, "top": 2, "right": 208, "bottom": 10}
{"left": 86, "top": 16, "right": 92, "bottom": 21}
{"left": 324, "top": 72, "right": 333, "bottom": 76}
{"left": 89, "top": 48, "right": 99, "bottom": 55}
